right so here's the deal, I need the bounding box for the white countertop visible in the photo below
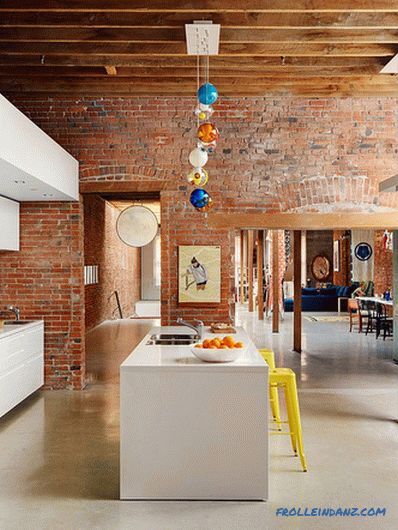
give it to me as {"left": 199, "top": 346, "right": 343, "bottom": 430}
{"left": 0, "top": 320, "right": 43, "bottom": 340}
{"left": 121, "top": 326, "right": 267, "bottom": 372}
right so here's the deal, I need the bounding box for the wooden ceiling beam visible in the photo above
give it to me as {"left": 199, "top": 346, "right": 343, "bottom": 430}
{"left": 0, "top": 42, "right": 394, "bottom": 56}
{"left": 3, "top": 27, "right": 398, "bottom": 43}
{"left": 2, "top": 1, "right": 398, "bottom": 12}
{"left": 2, "top": 78, "right": 398, "bottom": 96}
{"left": 0, "top": 65, "right": 383, "bottom": 77}
{"left": 208, "top": 212, "right": 398, "bottom": 230}
{"left": 2, "top": 12, "right": 398, "bottom": 29}
{"left": 0, "top": 55, "right": 385, "bottom": 68}
{"left": 1, "top": 75, "right": 396, "bottom": 86}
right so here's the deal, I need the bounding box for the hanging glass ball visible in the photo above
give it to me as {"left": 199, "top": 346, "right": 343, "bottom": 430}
{"left": 197, "top": 83, "right": 218, "bottom": 105}
{"left": 198, "top": 122, "right": 219, "bottom": 145}
{"left": 194, "top": 105, "right": 213, "bottom": 121}
{"left": 187, "top": 167, "right": 209, "bottom": 187}
{"left": 198, "top": 139, "right": 217, "bottom": 153}
{"left": 189, "top": 147, "right": 208, "bottom": 168}
{"left": 190, "top": 188, "right": 212, "bottom": 210}
{"left": 197, "top": 196, "right": 213, "bottom": 212}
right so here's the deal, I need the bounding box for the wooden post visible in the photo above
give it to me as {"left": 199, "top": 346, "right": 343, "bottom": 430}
{"left": 293, "top": 230, "right": 302, "bottom": 353}
{"left": 240, "top": 230, "right": 245, "bottom": 303}
{"left": 272, "top": 230, "right": 279, "bottom": 333}
{"left": 248, "top": 229, "right": 254, "bottom": 312}
{"left": 393, "top": 231, "right": 398, "bottom": 363}
{"left": 257, "top": 230, "right": 264, "bottom": 320}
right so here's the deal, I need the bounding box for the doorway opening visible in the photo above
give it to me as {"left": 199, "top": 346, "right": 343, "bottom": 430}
{"left": 83, "top": 192, "right": 161, "bottom": 333}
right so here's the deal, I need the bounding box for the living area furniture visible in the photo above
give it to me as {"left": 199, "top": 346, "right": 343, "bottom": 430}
{"left": 348, "top": 298, "right": 362, "bottom": 332}
{"left": 284, "top": 284, "right": 356, "bottom": 312}
{"left": 357, "top": 296, "right": 393, "bottom": 340}
{"left": 338, "top": 296, "right": 349, "bottom": 314}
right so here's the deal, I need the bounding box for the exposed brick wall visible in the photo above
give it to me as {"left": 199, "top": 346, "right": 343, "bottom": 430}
{"left": 333, "top": 230, "right": 351, "bottom": 286}
{"left": 83, "top": 195, "right": 141, "bottom": 330}
{"left": 4, "top": 95, "right": 398, "bottom": 388}
{"left": 0, "top": 202, "right": 85, "bottom": 390}
{"left": 374, "top": 230, "right": 393, "bottom": 296}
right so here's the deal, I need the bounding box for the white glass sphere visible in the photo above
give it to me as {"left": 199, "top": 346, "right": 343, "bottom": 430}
{"left": 189, "top": 147, "right": 208, "bottom": 168}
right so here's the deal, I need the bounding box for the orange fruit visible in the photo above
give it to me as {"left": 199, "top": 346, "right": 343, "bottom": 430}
{"left": 234, "top": 342, "right": 244, "bottom": 348}
{"left": 220, "top": 345, "right": 229, "bottom": 349}
{"left": 195, "top": 343, "right": 203, "bottom": 348}
{"left": 209, "top": 344, "right": 218, "bottom": 349}
{"left": 213, "top": 338, "right": 222, "bottom": 349}
{"left": 223, "top": 335, "right": 235, "bottom": 348}
{"left": 202, "top": 339, "right": 210, "bottom": 349}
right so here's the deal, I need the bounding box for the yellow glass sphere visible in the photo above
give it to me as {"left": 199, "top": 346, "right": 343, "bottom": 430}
{"left": 187, "top": 167, "right": 209, "bottom": 187}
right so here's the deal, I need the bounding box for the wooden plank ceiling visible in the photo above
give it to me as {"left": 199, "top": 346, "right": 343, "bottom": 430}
{"left": 1, "top": 1, "right": 398, "bottom": 96}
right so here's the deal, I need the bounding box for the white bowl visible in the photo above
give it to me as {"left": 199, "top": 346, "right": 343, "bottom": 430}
{"left": 191, "top": 344, "right": 246, "bottom": 363}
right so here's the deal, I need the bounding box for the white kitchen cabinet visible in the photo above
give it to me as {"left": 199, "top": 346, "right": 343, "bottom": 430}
{"left": 0, "top": 196, "right": 19, "bottom": 251}
{"left": 0, "top": 321, "right": 44, "bottom": 418}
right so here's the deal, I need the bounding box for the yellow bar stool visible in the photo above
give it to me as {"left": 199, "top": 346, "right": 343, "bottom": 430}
{"left": 259, "top": 349, "right": 282, "bottom": 430}
{"left": 269, "top": 368, "right": 308, "bottom": 472}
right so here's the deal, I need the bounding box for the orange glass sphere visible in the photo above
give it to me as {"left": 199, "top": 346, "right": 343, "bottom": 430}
{"left": 197, "top": 122, "right": 219, "bottom": 145}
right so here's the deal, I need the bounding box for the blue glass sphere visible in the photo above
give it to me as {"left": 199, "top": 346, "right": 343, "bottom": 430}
{"left": 197, "top": 83, "right": 218, "bottom": 105}
{"left": 190, "top": 188, "right": 211, "bottom": 210}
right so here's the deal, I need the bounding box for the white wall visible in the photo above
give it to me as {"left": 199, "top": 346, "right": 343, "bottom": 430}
{"left": 141, "top": 232, "right": 161, "bottom": 300}
{"left": 0, "top": 94, "right": 78, "bottom": 201}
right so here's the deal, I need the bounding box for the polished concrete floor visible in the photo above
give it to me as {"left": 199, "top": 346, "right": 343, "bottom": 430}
{"left": 0, "top": 309, "right": 397, "bottom": 530}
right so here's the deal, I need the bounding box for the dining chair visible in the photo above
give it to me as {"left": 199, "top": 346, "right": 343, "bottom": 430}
{"left": 348, "top": 298, "right": 362, "bottom": 332}
{"left": 375, "top": 303, "right": 393, "bottom": 340}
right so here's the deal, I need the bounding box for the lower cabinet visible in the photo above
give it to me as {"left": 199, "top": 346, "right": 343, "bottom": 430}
{"left": 0, "top": 323, "right": 44, "bottom": 418}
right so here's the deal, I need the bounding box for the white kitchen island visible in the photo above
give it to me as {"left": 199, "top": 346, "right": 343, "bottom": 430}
{"left": 120, "top": 326, "right": 268, "bottom": 501}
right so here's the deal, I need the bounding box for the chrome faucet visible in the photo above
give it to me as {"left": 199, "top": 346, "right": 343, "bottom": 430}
{"left": 6, "top": 305, "right": 20, "bottom": 321}
{"left": 176, "top": 317, "right": 204, "bottom": 339}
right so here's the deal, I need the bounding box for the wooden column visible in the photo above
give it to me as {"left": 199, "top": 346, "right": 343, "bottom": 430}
{"left": 248, "top": 230, "right": 254, "bottom": 312}
{"left": 240, "top": 230, "right": 245, "bottom": 303}
{"left": 272, "top": 230, "right": 279, "bottom": 333}
{"left": 257, "top": 230, "right": 264, "bottom": 320}
{"left": 293, "top": 230, "right": 302, "bottom": 353}
{"left": 393, "top": 231, "right": 398, "bottom": 363}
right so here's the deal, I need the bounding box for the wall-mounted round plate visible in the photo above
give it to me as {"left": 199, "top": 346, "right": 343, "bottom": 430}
{"left": 311, "top": 255, "right": 330, "bottom": 281}
{"left": 354, "top": 242, "right": 372, "bottom": 261}
{"left": 116, "top": 205, "right": 158, "bottom": 248}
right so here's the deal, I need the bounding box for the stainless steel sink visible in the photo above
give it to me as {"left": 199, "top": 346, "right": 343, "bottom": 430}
{"left": 146, "top": 333, "right": 200, "bottom": 346}
{"left": 4, "top": 320, "right": 35, "bottom": 326}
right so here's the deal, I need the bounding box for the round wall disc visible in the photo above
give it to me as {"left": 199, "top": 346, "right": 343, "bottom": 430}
{"left": 116, "top": 206, "right": 158, "bottom": 248}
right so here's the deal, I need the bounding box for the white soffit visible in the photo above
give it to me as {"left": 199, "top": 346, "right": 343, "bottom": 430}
{"left": 0, "top": 94, "right": 79, "bottom": 201}
{"left": 185, "top": 21, "right": 220, "bottom": 55}
{"left": 379, "top": 175, "right": 398, "bottom": 193}
{"left": 380, "top": 55, "right": 398, "bottom": 74}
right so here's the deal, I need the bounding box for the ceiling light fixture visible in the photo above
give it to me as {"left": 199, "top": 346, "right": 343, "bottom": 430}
{"left": 185, "top": 21, "right": 221, "bottom": 213}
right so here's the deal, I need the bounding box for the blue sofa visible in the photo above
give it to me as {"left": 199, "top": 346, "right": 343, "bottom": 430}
{"left": 284, "top": 284, "right": 356, "bottom": 312}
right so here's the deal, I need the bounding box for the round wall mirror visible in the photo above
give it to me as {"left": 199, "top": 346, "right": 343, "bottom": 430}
{"left": 116, "top": 205, "right": 158, "bottom": 248}
{"left": 311, "top": 255, "right": 330, "bottom": 281}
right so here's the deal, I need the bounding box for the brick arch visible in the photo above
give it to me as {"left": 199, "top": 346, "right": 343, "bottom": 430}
{"left": 275, "top": 175, "right": 398, "bottom": 212}
{"left": 80, "top": 164, "right": 169, "bottom": 182}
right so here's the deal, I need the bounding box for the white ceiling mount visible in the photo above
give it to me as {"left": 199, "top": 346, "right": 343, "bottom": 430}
{"left": 185, "top": 21, "right": 220, "bottom": 56}
{"left": 380, "top": 55, "right": 398, "bottom": 74}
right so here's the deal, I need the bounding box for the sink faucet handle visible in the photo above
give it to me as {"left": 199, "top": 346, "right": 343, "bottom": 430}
{"left": 193, "top": 318, "right": 204, "bottom": 325}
